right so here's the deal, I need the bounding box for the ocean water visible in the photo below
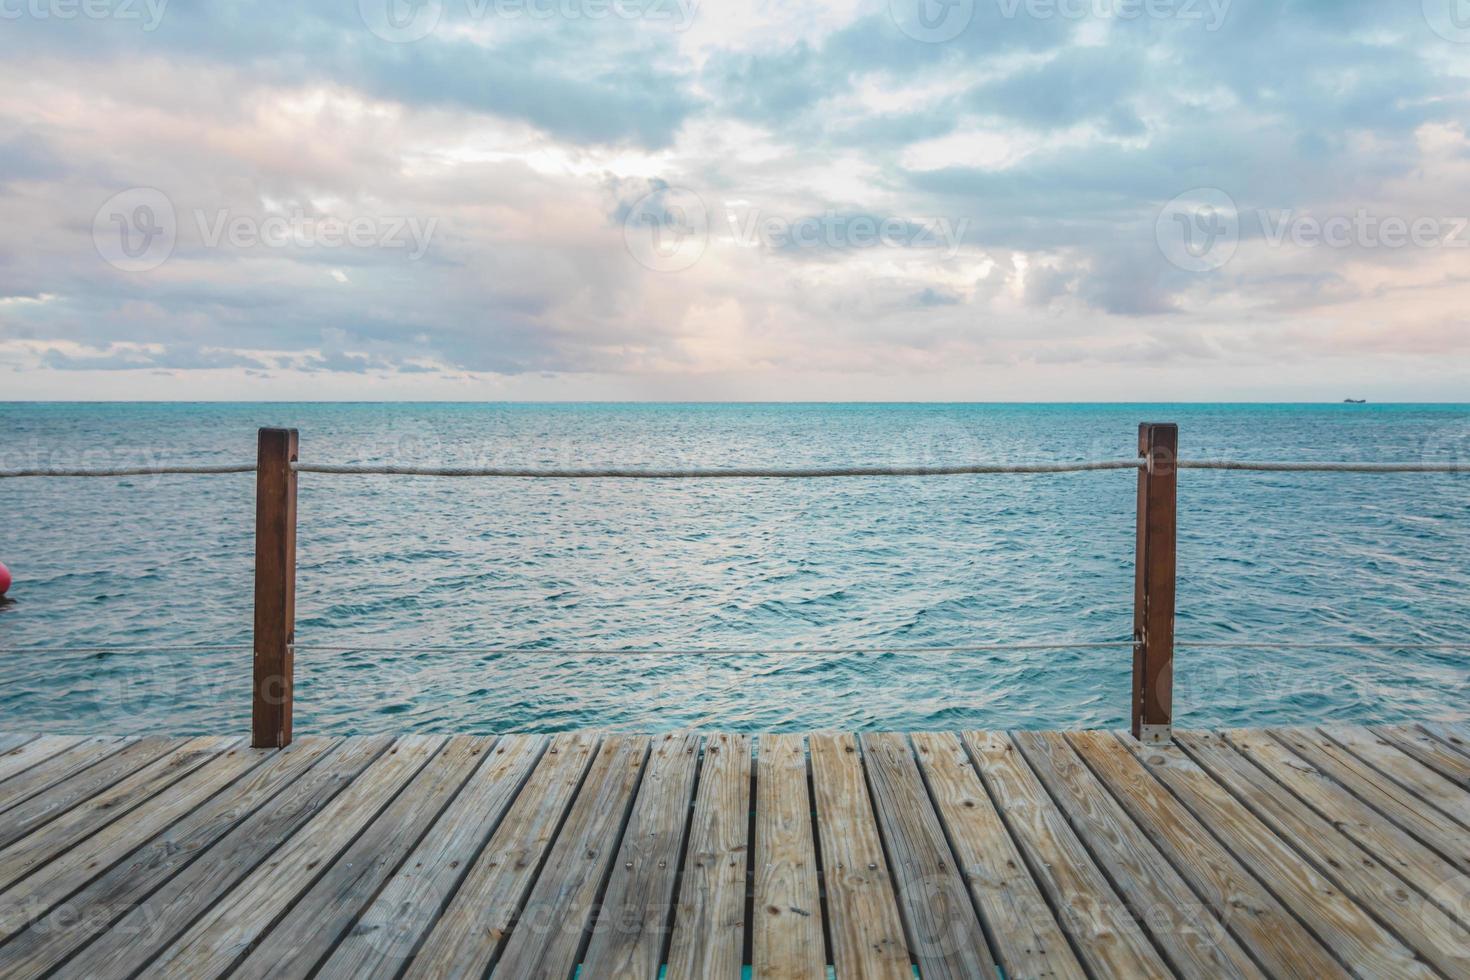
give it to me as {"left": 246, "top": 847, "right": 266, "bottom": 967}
{"left": 1, "top": 402, "right": 1467, "bottom": 736}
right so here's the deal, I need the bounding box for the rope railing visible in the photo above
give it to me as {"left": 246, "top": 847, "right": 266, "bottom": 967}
{"left": 7, "top": 638, "right": 1468, "bottom": 657}
{"left": 3, "top": 459, "right": 1468, "bottom": 478}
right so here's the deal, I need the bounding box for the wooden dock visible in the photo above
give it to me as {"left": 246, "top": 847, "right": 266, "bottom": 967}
{"left": 0, "top": 724, "right": 1467, "bottom": 978}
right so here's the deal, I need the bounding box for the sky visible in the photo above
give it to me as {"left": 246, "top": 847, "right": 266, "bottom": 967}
{"left": 1, "top": 0, "right": 1468, "bottom": 401}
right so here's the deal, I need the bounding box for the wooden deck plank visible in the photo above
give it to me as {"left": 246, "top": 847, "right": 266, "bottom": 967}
{"left": 1014, "top": 730, "right": 1262, "bottom": 979}
{"left": 965, "top": 730, "right": 1170, "bottom": 978}
{"left": 666, "top": 732, "right": 750, "bottom": 980}
{"left": 0, "top": 737, "right": 160, "bottom": 837}
{"left": 144, "top": 735, "right": 445, "bottom": 979}
{"left": 0, "top": 734, "right": 35, "bottom": 752}
{"left": 912, "top": 731, "right": 1085, "bottom": 980}
{"left": 0, "top": 737, "right": 338, "bottom": 980}
{"left": 1372, "top": 725, "right": 1470, "bottom": 790}
{"left": 405, "top": 731, "right": 599, "bottom": 980}
{"left": 53, "top": 735, "right": 391, "bottom": 980}
{"left": 1119, "top": 732, "right": 1436, "bottom": 979}
{"left": 860, "top": 732, "right": 995, "bottom": 979}
{"left": 493, "top": 734, "right": 650, "bottom": 980}
{"left": 1065, "top": 731, "right": 1347, "bottom": 979}
{"left": 1224, "top": 730, "right": 1470, "bottom": 928}
{"left": 1272, "top": 728, "right": 1470, "bottom": 874}
{"left": 582, "top": 731, "right": 702, "bottom": 978}
{"left": 0, "top": 736, "right": 233, "bottom": 893}
{"left": 0, "top": 736, "right": 86, "bottom": 789}
{"left": 0, "top": 740, "right": 267, "bottom": 945}
{"left": 808, "top": 732, "right": 911, "bottom": 980}
{"left": 233, "top": 735, "right": 493, "bottom": 979}
{"left": 315, "top": 734, "right": 547, "bottom": 980}
{"left": 1421, "top": 724, "right": 1470, "bottom": 759}
{"left": 1179, "top": 730, "right": 1470, "bottom": 976}
{"left": 751, "top": 733, "right": 826, "bottom": 980}
{"left": 1322, "top": 725, "right": 1470, "bottom": 830}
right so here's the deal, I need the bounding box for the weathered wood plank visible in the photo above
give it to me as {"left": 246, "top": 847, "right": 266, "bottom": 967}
{"left": 405, "top": 731, "right": 599, "bottom": 980}
{"left": 1372, "top": 725, "right": 1470, "bottom": 790}
{"left": 0, "top": 740, "right": 267, "bottom": 945}
{"left": 808, "top": 732, "right": 911, "bottom": 980}
{"left": 0, "top": 734, "right": 35, "bottom": 753}
{"left": 860, "top": 732, "right": 995, "bottom": 979}
{"left": 0, "top": 737, "right": 163, "bottom": 839}
{"left": 1271, "top": 728, "right": 1470, "bottom": 875}
{"left": 1225, "top": 730, "right": 1470, "bottom": 928}
{"left": 1179, "top": 731, "right": 1470, "bottom": 976}
{"left": 316, "top": 734, "right": 547, "bottom": 980}
{"left": 1065, "top": 731, "right": 1346, "bottom": 978}
{"left": 0, "top": 737, "right": 232, "bottom": 893}
{"left": 583, "top": 731, "right": 701, "bottom": 978}
{"left": 0, "top": 738, "right": 338, "bottom": 980}
{"left": 144, "top": 735, "right": 445, "bottom": 979}
{"left": 1322, "top": 725, "right": 1470, "bottom": 830}
{"left": 912, "top": 731, "right": 1084, "bottom": 980}
{"left": 965, "top": 731, "right": 1169, "bottom": 977}
{"left": 1421, "top": 724, "right": 1470, "bottom": 759}
{"left": 1014, "top": 730, "right": 1261, "bottom": 979}
{"left": 0, "top": 736, "right": 85, "bottom": 789}
{"left": 493, "top": 734, "right": 650, "bottom": 980}
{"left": 1119, "top": 733, "right": 1435, "bottom": 979}
{"left": 751, "top": 734, "right": 826, "bottom": 980}
{"left": 54, "top": 736, "right": 391, "bottom": 980}
{"left": 666, "top": 733, "right": 750, "bottom": 980}
{"left": 233, "top": 735, "right": 492, "bottom": 979}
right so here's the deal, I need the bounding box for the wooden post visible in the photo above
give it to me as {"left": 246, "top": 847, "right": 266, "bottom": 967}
{"left": 253, "top": 427, "right": 298, "bottom": 748}
{"left": 1133, "top": 422, "right": 1177, "bottom": 742}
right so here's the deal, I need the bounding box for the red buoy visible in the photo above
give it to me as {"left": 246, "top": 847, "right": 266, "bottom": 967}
{"left": 0, "top": 561, "right": 10, "bottom": 597}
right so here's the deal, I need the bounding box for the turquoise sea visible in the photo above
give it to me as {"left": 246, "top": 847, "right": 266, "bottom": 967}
{"left": 1, "top": 403, "right": 1467, "bottom": 735}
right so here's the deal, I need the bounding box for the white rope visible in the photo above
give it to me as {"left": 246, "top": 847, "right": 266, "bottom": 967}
{"left": 1176, "top": 641, "right": 1470, "bottom": 651}
{"left": 1178, "top": 461, "right": 1470, "bottom": 473}
{"left": 290, "top": 460, "right": 1145, "bottom": 478}
{"left": 0, "top": 464, "right": 256, "bottom": 478}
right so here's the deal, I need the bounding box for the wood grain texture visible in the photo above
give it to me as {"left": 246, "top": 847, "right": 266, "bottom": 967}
{"left": 912, "top": 731, "right": 1084, "bottom": 980}
{"left": 752, "top": 734, "right": 826, "bottom": 980}
{"left": 0, "top": 737, "right": 337, "bottom": 980}
{"left": 1065, "top": 731, "right": 1346, "bottom": 979}
{"left": 1224, "top": 729, "right": 1470, "bottom": 929}
{"left": 144, "top": 735, "right": 443, "bottom": 979}
{"left": 0, "top": 736, "right": 87, "bottom": 790}
{"left": 0, "top": 736, "right": 232, "bottom": 893}
{"left": 1014, "top": 730, "right": 1262, "bottom": 979}
{"left": 1370, "top": 725, "right": 1470, "bottom": 791}
{"left": 1272, "top": 728, "right": 1470, "bottom": 875}
{"left": 808, "top": 732, "right": 911, "bottom": 980}
{"left": 316, "top": 734, "right": 546, "bottom": 980}
{"left": 966, "top": 731, "right": 1169, "bottom": 978}
{"left": 666, "top": 733, "right": 750, "bottom": 980}
{"left": 0, "top": 741, "right": 267, "bottom": 945}
{"left": 1421, "top": 724, "right": 1470, "bottom": 760}
{"left": 860, "top": 732, "right": 995, "bottom": 979}
{"left": 1323, "top": 725, "right": 1470, "bottom": 830}
{"left": 493, "top": 733, "right": 650, "bottom": 980}
{"left": 233, "top": 736, "right": 492, "bottom": 979}
{"left": 54, "top": 735, "right": 392, "bottom": 980}
{"left": 0, "top": 737, "right": 171, "bottom": 846}
{"left": 1179, "top": 730, "right": 1470, "bottom": 976}
{"left": 1119, "top": 732, "right": 1435, "bottom": 979}
{"left": 582, "top": 731, "right": 701, "bottom": 979}
{"left": 405, "top": 731, "right": 599, "bottom": 980}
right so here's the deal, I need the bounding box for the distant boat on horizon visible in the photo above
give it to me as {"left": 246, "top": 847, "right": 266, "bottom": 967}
{"left": 1343, "top": 398, "right": 1368, "bottom": 404}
